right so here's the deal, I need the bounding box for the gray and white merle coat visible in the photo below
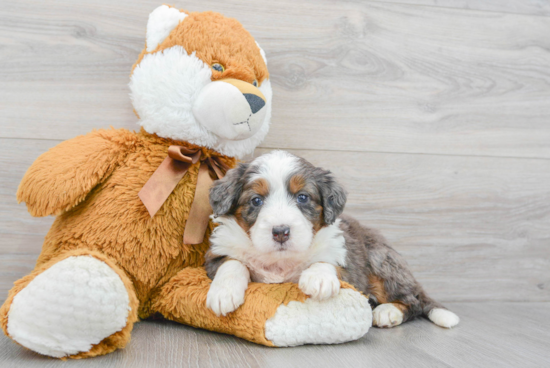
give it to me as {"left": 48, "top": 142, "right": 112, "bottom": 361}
{"left": 205, "top": 150, "right": 459, "bottom": 329}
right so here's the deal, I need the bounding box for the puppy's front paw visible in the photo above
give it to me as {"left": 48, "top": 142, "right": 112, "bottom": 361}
{"left": 373, "top": 303, "right": 404, "bottom": 328}
{"left": 206, "top": 282, "right": 245, "bottom": 317}
{"left": 299, "top": 263, "right": 340, "bottom": 301}
{"left": 206, "top": 260, "right": 249, "bottom": 317}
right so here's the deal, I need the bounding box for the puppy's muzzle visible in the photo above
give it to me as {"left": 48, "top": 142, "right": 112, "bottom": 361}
{"left": 272, "top": 225, "right": 290, "bottom": 244}
{"left": 192, "top": 78, "right": 267, "bottom": 140}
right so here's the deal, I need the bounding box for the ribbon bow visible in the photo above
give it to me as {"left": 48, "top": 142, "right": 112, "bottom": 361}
{"left": 138, "top": 145, "right": 229, "bottom": 244}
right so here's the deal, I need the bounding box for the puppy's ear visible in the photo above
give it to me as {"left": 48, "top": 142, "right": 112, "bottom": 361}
{"left": 316, "top": 170, "right": 347, "bottom": 225}
{"left": 210, "top": 163, "right": 249, "bottom": 216}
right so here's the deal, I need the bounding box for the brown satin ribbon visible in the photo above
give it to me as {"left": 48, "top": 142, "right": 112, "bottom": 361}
{"left": 138, "top": 145, "right": 229, "bottom": 245}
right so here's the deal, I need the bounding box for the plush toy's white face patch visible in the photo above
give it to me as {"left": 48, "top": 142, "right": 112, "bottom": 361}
{"left": 129, "top": 5, "right": 272, "bottom": 159}
{"left": 130, "top": 46, "right": 213, "bottom": 145}
{"left": 192, "top": 79, "right": 268, "bottom": 141}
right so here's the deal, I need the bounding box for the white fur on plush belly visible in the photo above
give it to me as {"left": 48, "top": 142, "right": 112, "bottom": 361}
{"left": 210, "top": 216, "right": 346, "bottom": 283}
{"left": 265, "top": 288, "right": 372, "bottom": 346}
{"left": 7, "top": 256, "right": 131, "bottom": 358}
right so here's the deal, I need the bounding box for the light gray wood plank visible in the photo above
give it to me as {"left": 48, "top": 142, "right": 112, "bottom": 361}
{"left": 0, "top": 234, "right": 42, "bottom": 302}
{"left": 378, "top": 0, "right": 550, "bottom": 17}
{"left": 0, "top": 139, "right": 59, "bottom": 236}
{"left": 1, "top": 302, "right": 549, "bottom": 368}
{"left": 1, "top": 139, "right": 549, "bottom": 302}
{"left": 0, "top": 139, "right": 57, "bottom": 301}
{"left": 1, "top": 1, "right": 550, "bottom": 159}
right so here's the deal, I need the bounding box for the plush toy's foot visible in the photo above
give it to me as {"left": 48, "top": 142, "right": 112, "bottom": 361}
{"left": 152, "top": 267, "right": 371, "bottom": 347}
{"left": 0, "top": 250, "right": 138, "bottom": 358}
{"left": 265, "top": 288, "right": 372, "bottom": 346}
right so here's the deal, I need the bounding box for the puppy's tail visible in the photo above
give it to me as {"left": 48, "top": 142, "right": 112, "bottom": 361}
{"left": 418, "top": 290, "right": 460, "bottom": 328}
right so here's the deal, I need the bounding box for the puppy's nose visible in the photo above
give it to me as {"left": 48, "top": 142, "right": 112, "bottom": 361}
{"left": 272, "top": 225, "right": 290, "bottom": 243}
{"left": 243, "top": 93, "right": 265, "bottom": 114}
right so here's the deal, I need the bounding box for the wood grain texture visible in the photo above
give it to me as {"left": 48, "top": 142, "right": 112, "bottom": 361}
{"left": 0, "top": 139, "right": 58, "bottom": 301}
{"left": 0, "top": 139, "right": 59, "bottom": 237}
{"left": 1, "top": 0, "right": 550, "bottom": 158}
{"left": 378, "top": 0, "right": 550, "bottom": 17}
{"left": 1, "top": 302, "right": 549, "bottom": 368}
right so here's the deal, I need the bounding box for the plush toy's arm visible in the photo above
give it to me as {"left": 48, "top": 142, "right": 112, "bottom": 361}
{"left": 17, "top": 129, "right": 138, "bottom": 217}
{"left": 152, "top": 267, "right": 372, "bottom": 347}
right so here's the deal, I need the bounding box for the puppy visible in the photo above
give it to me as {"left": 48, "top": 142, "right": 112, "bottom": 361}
{"left": 205, "top": 150, "right": 459, "bottom": 329}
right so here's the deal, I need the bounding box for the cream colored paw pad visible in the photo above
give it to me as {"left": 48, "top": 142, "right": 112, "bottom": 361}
{"left": 7, "top": 256, "right": 130, "bottom": 357}
{"left": 265, "top": 289, "right": 372, "bottom": 346}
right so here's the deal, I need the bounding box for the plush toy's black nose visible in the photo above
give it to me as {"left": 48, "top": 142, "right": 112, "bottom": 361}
{"left": 243, "top": 93, "right": 265, "bottom": 114}
{"left": 272, "top": 225, "right": 290, "bottom": 243}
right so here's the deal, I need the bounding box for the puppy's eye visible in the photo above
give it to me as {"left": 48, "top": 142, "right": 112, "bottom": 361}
{"left": 211, "top": 63, "right": 225, "bottom": 72}
{"left": 251, "top": 197, "right": 264, "bottom": 207}
{"left": 297, "top": 194, "right": 309, "bottom": 204}
{"left": 252, "top": 79, "right": 258, "bottom": 87}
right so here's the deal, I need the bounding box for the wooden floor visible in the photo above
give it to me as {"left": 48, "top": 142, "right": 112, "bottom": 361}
{"left": 0, "top": 302, "right": 549, "bottom": 368}
{"left": 1, "top": 0, "right": 549, "bottom": 366}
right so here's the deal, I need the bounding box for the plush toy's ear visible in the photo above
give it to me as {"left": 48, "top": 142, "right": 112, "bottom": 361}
{"left": 146, "top": 5, "right": 188, "bottom": 52}
{"left": 255, "top": 42, "right": 268, "bottom": 65}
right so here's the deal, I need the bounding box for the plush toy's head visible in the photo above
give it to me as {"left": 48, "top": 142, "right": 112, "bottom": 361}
{"left": 130, "top": 5, "right": 272, "bottom": 158}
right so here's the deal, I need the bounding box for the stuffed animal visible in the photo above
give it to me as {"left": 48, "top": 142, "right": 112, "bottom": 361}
{"left": 0, "top": 5, "right": 372, "bottom": 359}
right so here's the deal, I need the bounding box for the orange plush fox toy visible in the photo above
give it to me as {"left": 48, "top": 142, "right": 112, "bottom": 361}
{"left": 0, "top": 5, "right": 371, "bottom": 359}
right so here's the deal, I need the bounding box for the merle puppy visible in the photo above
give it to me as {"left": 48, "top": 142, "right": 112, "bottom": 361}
{"left": 204, "top": 150, "right": 459, "bottom": 329}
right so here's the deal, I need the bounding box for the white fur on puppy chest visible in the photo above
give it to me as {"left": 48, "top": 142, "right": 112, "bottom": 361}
{"left": 6, "top": 256, "right": 131, "bottom": 358}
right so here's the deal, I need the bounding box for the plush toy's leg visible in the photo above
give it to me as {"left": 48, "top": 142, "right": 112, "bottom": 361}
{"left": 152, "top": 267, "right": 372, "bottom": 346}
{"left": 0, "top": 249, "right": 139, "bottom": 359}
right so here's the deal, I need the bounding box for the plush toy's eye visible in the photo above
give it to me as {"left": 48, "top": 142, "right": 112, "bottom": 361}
{"left": 297, "top": 194, "right": 309, "bottom": 204}
{"left": 252, "top": 80, "right": 258, "bottom": 87}
{"left": 211, "top": 63, "right": 225, "bottom": 72}
{"left": 251, "top": 197, "right": 264, "bottom": 207}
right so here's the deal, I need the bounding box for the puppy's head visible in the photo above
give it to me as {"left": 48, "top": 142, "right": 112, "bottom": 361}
{"left": 210, "top": 151, "right": 346, "bottom": 254}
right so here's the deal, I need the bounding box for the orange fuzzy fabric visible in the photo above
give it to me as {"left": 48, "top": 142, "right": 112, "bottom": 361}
{"left": 12, "top": 128, "right": 236, "bottom": 319}
{"left": 152, "top": 268, "right": 359, "bottom": 346}
{"left": 0, "top": 128, "right": 337, "bottom": 358}
{"left": 132, "top": 9, "right": 269, "bottom": 86}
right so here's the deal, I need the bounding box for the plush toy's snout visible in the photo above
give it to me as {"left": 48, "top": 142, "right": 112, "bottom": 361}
{"left": 193, "top": 78, "right": 267, "bottom": 140}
